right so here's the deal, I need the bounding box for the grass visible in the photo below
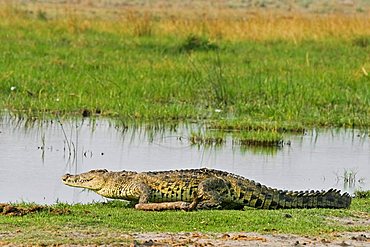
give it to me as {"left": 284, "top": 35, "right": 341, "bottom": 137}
{"left": 0, "top": 197, "right": 369, "bottom": 245}
{"left": 0, "top": 4, "right": 369, "bottom": 135}
{"left": 189, "top": 130, "right": 283, "bottom": 147}
{"left": 355, "top": 190, "right": 370, "bottom": 198}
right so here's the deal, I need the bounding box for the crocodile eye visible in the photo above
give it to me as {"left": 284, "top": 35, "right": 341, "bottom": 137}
{"left": 92, "top": 169, "right": 108, "bottom": 173}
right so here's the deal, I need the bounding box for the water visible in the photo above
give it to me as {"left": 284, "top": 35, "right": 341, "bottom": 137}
{"left": 0, "top": 115, "right": 369, "bottom": 204}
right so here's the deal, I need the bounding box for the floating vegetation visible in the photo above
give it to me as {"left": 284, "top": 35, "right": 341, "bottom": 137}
{"left": 208, "top": 120, "right": 306, "bottom": 134}
{"left": 189, "top": 132, "right": 226, "bottom": 146}
{"left": 188, "top": 130, "right": 286, "bottom": 149}
{"left": 234, "top": 138, "right": 284, "bottom": 147}
{"left": 232, "top": 131, "right": 285, "bottom": 147}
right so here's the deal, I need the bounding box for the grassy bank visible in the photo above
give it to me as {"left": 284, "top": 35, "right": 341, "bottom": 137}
{"left": 0, "top": 4, "right": 369, "bottom": 133}
{"left": 0, "top": 197, "right": 369, "bottom": 245}
{"left": 0, "top": 4, "right": 370, "bottom": 129}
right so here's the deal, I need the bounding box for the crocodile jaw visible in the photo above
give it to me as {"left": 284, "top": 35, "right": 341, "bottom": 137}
{"left": 62, "top": 169, "right": 108, "bottom": 191}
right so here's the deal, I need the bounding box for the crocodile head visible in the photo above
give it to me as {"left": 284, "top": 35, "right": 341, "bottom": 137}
{"left": 62, "top": 169, "right": 108, "bottom": 191}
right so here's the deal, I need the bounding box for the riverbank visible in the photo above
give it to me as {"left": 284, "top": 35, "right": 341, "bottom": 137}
{"left": 0, "top": 197, "right": 369, "bottom": 245}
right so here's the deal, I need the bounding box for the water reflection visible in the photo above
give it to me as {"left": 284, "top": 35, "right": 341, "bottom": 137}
{"left": 0, "top": 114, "right": 369, "bottom": 204}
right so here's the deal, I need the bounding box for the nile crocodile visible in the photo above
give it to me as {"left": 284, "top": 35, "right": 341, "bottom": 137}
{"left": 62, "top": 168, "right": 351, "bottom": 210}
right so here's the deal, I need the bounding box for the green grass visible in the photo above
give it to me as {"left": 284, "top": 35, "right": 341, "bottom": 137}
{"left": 189, "top": 130, "right": 283, "bottom": 147}
{"left": 355, "top": 190, "right": 370, "bottom": 198}
{"left": 0, "top": 12, "right": 369, "bottom": 133}
{"left": 0, "top": 198, "right": 369, "bottom": 245}
{"left": 233, "top": 130, "right": 284, "bottom": 147}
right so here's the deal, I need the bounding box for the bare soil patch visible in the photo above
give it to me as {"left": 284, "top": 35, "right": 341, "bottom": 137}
{"left": 1, "top": 231, "right": 368, "bottom": 246}
{"left": 129, "top": 232, "right": 370, "bottom": 246}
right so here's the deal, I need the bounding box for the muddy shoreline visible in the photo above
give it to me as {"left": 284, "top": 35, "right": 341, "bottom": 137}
{"left": 1, "top": 231, "right": 369, "bottom": 246}
{"left": 130, "top": 232, "right": 370, "bottom": 246}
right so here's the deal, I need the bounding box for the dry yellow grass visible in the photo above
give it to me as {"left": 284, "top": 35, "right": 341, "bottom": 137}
{"left": 1, "top": 0, "right": 369, "bottom": 41}
{"left": 158, "top": 13, "right": 370, "bottom": 41}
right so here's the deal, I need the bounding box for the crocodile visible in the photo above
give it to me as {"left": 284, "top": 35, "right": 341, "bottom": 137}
{"left": 62, "top": 168, "right": 351, "bottom": 210}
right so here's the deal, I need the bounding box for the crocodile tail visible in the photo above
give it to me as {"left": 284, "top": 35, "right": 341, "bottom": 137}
{"left": 241, "top": 181, "right": 352, "bottom": 209}
{"left": 272, "top": 188, "right": 351, "bottom": 209}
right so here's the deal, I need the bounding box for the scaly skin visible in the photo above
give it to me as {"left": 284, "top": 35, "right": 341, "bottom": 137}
{"left": 62, "top": 168, "right": 351, "bottom": 210}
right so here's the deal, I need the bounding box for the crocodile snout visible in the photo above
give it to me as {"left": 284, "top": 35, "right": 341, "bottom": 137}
{"left": 61, "top": 174, "right": 71, "bottom": 182}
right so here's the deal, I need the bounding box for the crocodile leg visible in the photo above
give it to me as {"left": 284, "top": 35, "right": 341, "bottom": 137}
{"left": 136, "top": 183, "right": 151, "bottom": 204}
{"left": 196, "top": 177, "right": 234, "bottom": 209}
